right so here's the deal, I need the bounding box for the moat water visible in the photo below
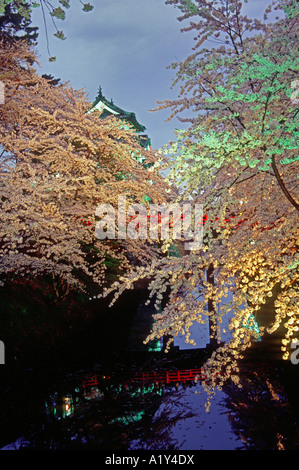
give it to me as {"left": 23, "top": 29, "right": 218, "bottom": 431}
{"left": 0, "top": 293, "right": 298, "bottom": 451}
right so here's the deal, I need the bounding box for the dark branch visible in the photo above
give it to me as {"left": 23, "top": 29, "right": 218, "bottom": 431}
{"left": 271, "top": 154, "right": 299, "bottom": 211}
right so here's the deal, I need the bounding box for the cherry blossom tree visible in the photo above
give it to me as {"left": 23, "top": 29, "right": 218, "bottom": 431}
{"left": 105, "top": 0, "right": 298, "bottom": 407}
{"left": 0, "top": 37, "right": 167, "bottom": 299}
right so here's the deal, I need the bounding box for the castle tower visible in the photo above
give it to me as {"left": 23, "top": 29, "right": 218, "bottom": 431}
{"left": 91, "top": 87, "right": 151, "bottom": 151}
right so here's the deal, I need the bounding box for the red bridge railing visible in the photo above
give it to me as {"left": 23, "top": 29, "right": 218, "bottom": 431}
{"left": 130, "top": 368, "right": 206, "bottom": 384}
{"left": 82, "top": 368, "right": 217, "bottom": 389}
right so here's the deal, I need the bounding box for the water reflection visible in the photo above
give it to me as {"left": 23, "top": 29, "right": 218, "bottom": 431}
{"left": 39, "top": 372, "right": 199, "bottom": 450}
{"left": 39, "top": 359, "right": 298, "bottom": 450}
{"left": 0, "top": 293, "right": 297, "bottom": 450}
{"left": 223, "top": 362, "right": 299, "bottom": 450}
{"left": 46, "top": 392, "right": 75, "bottom": 420}
{"left": 1, "top": 354, "right": 298, "bottom": 450}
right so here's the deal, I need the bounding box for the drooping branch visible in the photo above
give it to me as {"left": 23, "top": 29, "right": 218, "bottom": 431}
{"left": 271, "top": 154, "right": 299, "bottom": 211}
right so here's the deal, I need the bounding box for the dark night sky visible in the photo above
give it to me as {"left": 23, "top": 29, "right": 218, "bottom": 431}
{"left": 30, "top": 0, "right": 266, "bottom": 150}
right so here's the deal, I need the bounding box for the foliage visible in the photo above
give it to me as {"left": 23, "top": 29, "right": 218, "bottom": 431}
{"left": 0, "top": 0, "right": 38, "bottom": 43}
{"left": 0, "top": 0, "right": 94, "bottom": 60}
{"left": 0, "top": 39, "right": 168, "bottom": 298}
{"left": 0, "top": 0, "right": 93, "bottom": 18}
{"left": 105, "top": 0, "right": 299, "bottom": 408}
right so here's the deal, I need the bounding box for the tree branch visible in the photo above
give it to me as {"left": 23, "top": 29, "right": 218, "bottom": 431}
{"left": 271, "top": 154, "right": 299, "bottom": 211}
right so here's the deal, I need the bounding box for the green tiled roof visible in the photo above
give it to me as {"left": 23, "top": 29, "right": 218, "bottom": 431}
{"left": 92, "top": 87, "right": 146, "bottom": 134}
